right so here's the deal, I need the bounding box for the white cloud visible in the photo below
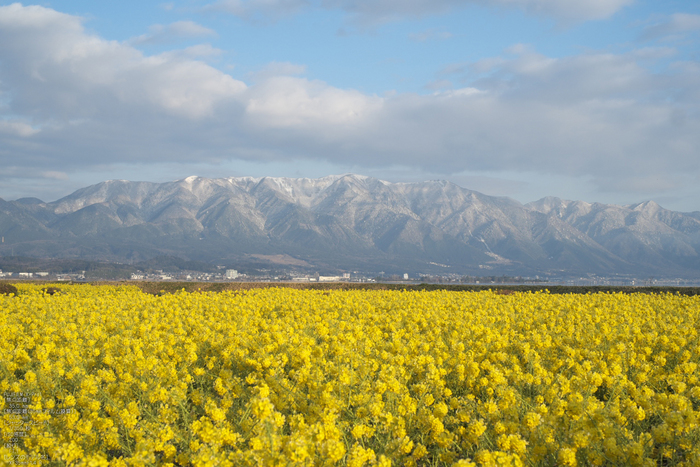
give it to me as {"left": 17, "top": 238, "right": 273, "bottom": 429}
{"left": 641, "top": 13, "right": 700, "bottom": 41}
{"left": 433, "top": 87, "right": 483, "bottom": 97}
{"left": 157, "top": 44, "right": 225, "bottom": 60}
{"left": 488, "top": 0, "right": 634, "bottom": 22}
{"left": 325, "top": 0, "right": 630, "bottom": 26}
{"left": 0, "top": 120, "right": 39, "bottom": 137}
{"left": 129, "top": 20, "right": 216, "bottom": 45}
{"left": 249, "top": 61, "right": 308, "bottom": 81}
{"left": 205, "top": 0, "right": 310, "bottom": 22}
{"left": 40, "top": 171, "right": 69, "bottom": 181}
{"left": 244, "top": 76, "right": 383, "bottom": 127}
{"left": 424, "top": 79, "right": 453, "bottom": 90}
{"left": 1, "top": 4, "right": 699, "bottom": 206}
{"left": 204, "top": 0, "right": 633, "bottom": 25}
{"left": 0, "top": 5, "right": 245, "bottom": 120}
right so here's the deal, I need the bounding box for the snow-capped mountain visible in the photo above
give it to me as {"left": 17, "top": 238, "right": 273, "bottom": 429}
{"left": 1, "top": 174, "right": 699, "bottom": 277}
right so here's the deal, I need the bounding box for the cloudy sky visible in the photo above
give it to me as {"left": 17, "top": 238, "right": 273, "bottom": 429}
{"left": 1, "top": 0, "right": 699, "bottom": 211}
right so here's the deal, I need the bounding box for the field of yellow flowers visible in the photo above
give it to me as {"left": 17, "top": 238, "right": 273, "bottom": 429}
{"left": 1, "top": 284, "right": 699, "bottom": 466}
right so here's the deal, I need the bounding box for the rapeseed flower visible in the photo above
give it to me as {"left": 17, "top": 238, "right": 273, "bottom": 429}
{"left": 0, "top": 284, "right": 698, "bottom": 465}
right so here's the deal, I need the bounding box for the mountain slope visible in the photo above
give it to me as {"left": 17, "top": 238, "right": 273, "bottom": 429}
{"left": 1, "top": 174, "right": 699, "bottom": 277}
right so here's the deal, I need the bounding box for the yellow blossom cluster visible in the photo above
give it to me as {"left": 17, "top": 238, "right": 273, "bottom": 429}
{"left": 1, "top": 284, "right": 699, "bottom": 466}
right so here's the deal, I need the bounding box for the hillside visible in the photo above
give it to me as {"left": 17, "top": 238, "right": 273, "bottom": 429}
{"left": 1, "top": 174, "right": 699, "bottom": 277}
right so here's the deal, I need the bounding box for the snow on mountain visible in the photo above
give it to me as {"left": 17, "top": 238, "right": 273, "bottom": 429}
{"left": 2, "top": 174, "right": 699, "bottom": 276}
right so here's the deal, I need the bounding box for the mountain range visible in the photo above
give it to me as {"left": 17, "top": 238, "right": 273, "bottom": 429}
{"left": 1, "top": 174, "right": 699, "bottom": 278}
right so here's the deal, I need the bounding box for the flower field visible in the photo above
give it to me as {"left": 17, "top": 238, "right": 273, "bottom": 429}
{"left": 1, "top": 284, "right": 699, "bottom": 466}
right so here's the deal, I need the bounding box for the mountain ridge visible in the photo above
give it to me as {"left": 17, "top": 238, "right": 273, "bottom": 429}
{"left": 1, "top": 174, "right": 699, "bottom": 277}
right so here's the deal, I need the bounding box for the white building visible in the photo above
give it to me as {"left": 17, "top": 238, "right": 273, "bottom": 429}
{"left": 319, "top": 276, "right": 341, "bottom": 282}
{"left": 225, "top": 269, "right": 239, "bottom": 279}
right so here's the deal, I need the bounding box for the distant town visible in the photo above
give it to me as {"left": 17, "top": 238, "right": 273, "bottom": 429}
{"left": 2, "top": 265, "right": 699, "bottom": 288}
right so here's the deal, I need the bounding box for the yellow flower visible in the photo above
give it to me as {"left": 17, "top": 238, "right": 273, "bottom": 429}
{"left": 3, "top": 284, "right": 699, "bottom": 466}
{"left": 558, "top": 447, "right": 577, "bottom": 467}
{"left": 452, "top": 460, "right": 476, "bottom": 467}
{"left": 466, "top": 419, "right": 487, "bottom": 444}
{"left": 523, "top": 412, "right": 541, "bottom": 429}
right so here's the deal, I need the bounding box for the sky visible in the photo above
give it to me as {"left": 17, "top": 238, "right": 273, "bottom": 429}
{"left": 0, "top": 1, "right": 699, "bottom": 211}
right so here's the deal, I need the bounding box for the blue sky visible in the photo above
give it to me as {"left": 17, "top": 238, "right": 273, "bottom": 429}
{"left": 1, "top": 0, "right": 700, "bottom": 211}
